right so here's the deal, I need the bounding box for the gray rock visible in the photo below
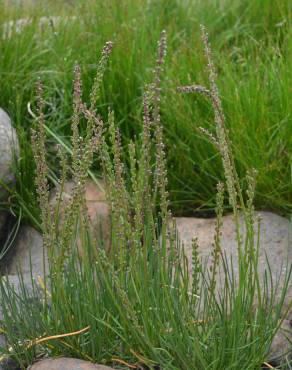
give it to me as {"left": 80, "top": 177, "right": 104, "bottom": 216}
{"left": 3, "top": 179, "right": 110, "bottom": 277}
{"left": 3, "top": 226, "right": 47, "bottom": 277}
{"left": 0, "top": 108, "right": 18, "bottom": 189}
{"left": 0, "top": 225, "right": 46, "bottom": 352}
{"left": 0, "top": 272, "right": 44, "bottom": 357}
{"left": 28, "top": 357, "right": 114, "bottom": 370}
{"left": 0, "top": 356, "right": 19, "bottom": 370}
{"left": 0, "top": 108, "right": 18, "bottom": 243}
{"left": 3, "top": 273, "right": 38, "bottom": 291}
{"left": 269, "top": 319, "right": 292, "bottom": 364}
{"left": 175, "top": 211, "right": 292, "bottom": 364}
{"left": 176, "top": 211, "right": 292, "bottom": 297}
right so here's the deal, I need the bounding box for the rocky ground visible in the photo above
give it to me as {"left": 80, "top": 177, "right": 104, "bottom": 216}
{"left": 0, "top": 108, "right": 292, "bottom": 369}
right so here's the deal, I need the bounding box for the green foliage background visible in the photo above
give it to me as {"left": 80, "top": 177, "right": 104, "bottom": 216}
{"left": 1, "top": 0, "right": 292, "bottom": 221}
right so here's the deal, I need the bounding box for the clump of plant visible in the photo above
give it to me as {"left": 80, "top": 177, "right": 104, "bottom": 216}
{"left": 0, "top": 28, "right": 290, "bottom": 370}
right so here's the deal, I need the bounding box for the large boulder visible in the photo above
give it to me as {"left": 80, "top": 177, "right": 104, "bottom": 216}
{"left": 175, "top": 211, "right": 292, "bottom": 364}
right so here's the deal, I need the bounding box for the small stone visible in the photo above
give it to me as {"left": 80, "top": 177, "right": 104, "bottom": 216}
{"left": 49, "top": 180, "right": 111, "bottom": 255}
{"left": 28, "top": 357, "right": 114, "bottom": 370}
{"left": 0, "top": 356, "right": 19, "bottom": 370}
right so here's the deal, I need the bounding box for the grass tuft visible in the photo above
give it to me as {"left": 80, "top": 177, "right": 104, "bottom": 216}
{"left": 0, "top": 27, "right": 291, "bottom": 370}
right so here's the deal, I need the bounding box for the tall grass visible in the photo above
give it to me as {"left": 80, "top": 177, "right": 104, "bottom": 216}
{"left": 1, "top": 0, "right": 292, "bottom": 222}
{"left": 0, "top": 28, "right": 291, "bottom": 370}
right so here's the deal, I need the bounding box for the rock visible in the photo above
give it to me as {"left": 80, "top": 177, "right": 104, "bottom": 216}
{"left": 0, "top": 356, "right": 19, "bottom": 370}
{"left": 175, "top": 211, "right": 292, "bottom": 364}
{"left": 84, "top": 180, "right": 111, "bottom": 250}
{"left": 3, "top": 226, "right": 46, "bottom": 277}
{"left": 2, "top": 179, "right": 110, "bottom": 276}
{"left": 0, "top": 272, "right": 44, "bottom": 357}
{"left": 0, "top": 108, "right": 18, "bottom": 188}
{"left": 28, "top": 357, "right": 114, "bottom": 370}
{"left": 49, "top": 180, "right": 111, "bottom": 254}
{"left": 3, "top": 273, "right": 39, "bottom": 291}
{"left": 0, "top": 180, "right": 109, "bottom": 361}
{"left": 176, "top": 211, "right": 291, "bottom": 298}
{"left": 0, "top": 108, "right": 19, "bottom": 243}
{"left": 269, "top": 319, "right": 292, "bottom": 365}
{"left": 0, "top": 178, "right": 109, "bottom": 278}
{"left": 0, "top": 225, "right": 46, "bottom": 353}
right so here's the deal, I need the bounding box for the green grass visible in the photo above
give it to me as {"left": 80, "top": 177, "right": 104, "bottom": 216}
{"left": 1, "top": 0, "right": 292, "bottom": 225}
